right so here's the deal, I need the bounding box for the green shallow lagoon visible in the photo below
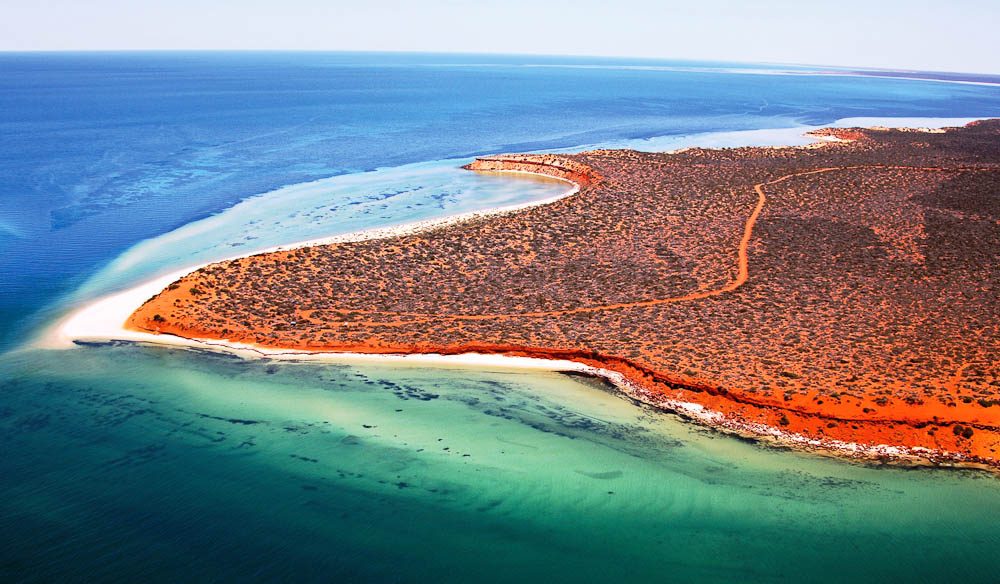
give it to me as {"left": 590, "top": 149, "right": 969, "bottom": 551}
{"left": 1, "top": 345, "right": 997, "bottom": 582}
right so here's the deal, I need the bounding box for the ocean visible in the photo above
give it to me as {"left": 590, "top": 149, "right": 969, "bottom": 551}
{"left": 1, "top": 52, "right": 999, "bottom": 582}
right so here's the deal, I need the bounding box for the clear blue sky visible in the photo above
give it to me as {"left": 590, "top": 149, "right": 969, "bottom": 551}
{"left": 2, "top": 0, "right": 998, "bottom": 73}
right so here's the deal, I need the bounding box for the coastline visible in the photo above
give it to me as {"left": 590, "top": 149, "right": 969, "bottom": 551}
{"left": 83, "top": 329, "right": 1000, "bottom": 473}
{"left": 44, "top": 117, "right": 999, "bottom": 474}
{"left": 41, "top": 169, "right": 579, "bottom": 350}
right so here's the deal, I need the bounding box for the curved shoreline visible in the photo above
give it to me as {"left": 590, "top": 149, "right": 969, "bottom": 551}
{"left": 46, "top": 120, "right": 1000, "bottom": 473}
{"left": 39, "top": 169, "right": 581, "bottom": 350}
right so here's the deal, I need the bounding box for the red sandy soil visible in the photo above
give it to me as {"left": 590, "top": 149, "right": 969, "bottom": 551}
{"left": 128, "top": 122, "right": 1000, "bottom": 468}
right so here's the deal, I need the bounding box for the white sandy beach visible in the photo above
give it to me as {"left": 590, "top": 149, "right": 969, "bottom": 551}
{"left": 43, "top": 116, "right": 990, "bottom": 366}
{"left": 40, "top": 169, "right": 580, "bottom": 367}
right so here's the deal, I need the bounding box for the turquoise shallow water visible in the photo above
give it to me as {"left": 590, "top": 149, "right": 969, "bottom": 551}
{"left": 67, "top": 161, "right": 571, "bottom": 305}
{"left": 2, "top": 345, "right": 998, "bottom": 582}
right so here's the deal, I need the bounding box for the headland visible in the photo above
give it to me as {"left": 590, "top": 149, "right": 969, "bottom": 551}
{"left": 121, "top": 121, "right": 1000, "bottom": 469}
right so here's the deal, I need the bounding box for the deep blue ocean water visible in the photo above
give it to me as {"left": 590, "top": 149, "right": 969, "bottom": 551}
{"left": 5, "top": 52, "right": 1000, "bottom": 347}
{"left": 2, "top": 53, "right": 1000, "bottom": 582}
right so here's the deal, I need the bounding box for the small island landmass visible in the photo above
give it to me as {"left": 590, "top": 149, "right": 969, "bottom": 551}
{"left": 127, "top": 121, "right": 1000, "bottom": 470}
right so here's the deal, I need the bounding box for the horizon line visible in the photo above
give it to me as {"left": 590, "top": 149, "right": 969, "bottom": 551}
{"left": 2, "top": 48, "right": 999, "bottom": 78}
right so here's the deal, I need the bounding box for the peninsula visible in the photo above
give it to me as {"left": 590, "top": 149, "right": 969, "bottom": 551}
{"left": 127, "top": 121, "right": 1000, "bottom": 469}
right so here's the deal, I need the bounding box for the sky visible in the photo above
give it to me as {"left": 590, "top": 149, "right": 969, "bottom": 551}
{"left": 2, "top": 0, "right": 998, "bottom": 74}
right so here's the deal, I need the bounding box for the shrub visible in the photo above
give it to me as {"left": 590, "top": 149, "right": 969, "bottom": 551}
{"left": 952, "top": 424, "right": 974, "bottom": 438}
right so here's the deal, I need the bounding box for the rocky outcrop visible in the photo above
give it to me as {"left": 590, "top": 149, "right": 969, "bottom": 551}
{"left": 463, "top": 154, "right": 602, "bottom": 186}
